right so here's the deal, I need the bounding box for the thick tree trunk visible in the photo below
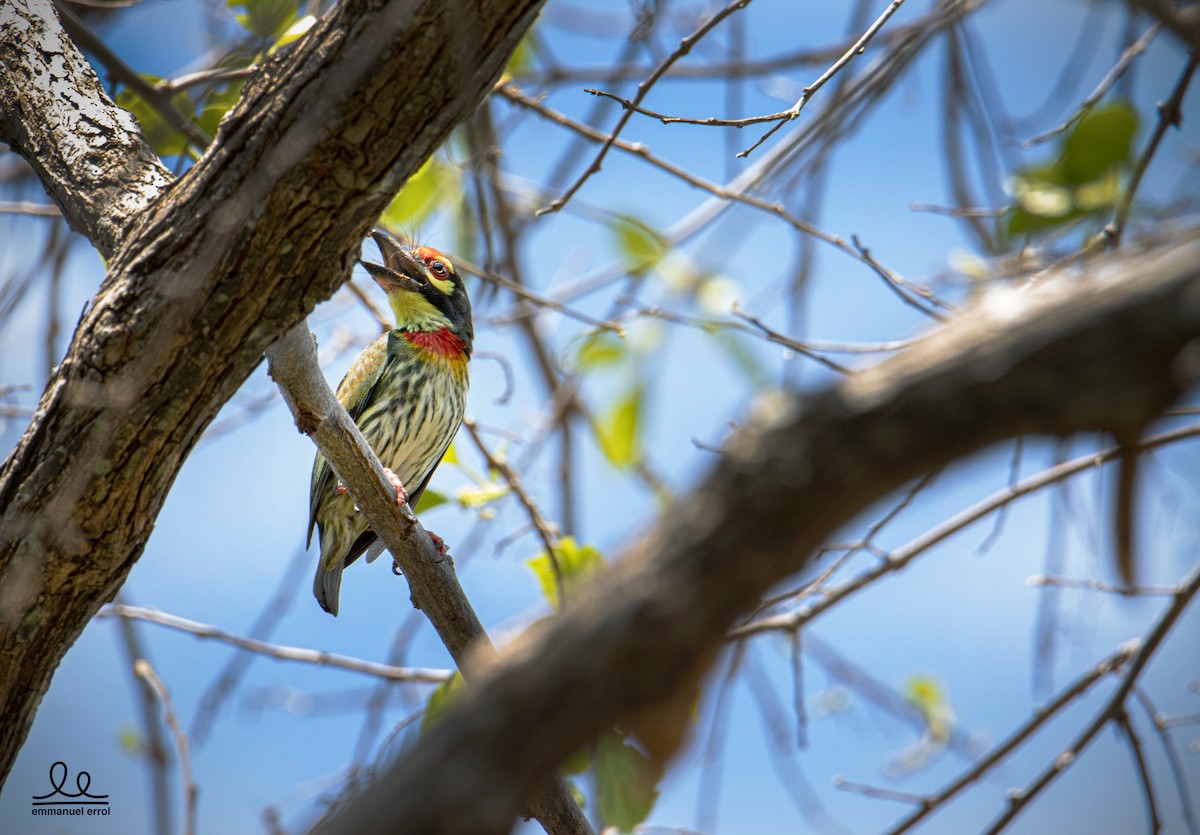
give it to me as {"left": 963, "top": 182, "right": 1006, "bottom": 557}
{"left": 0, "top": 0, "right": 543, "bottom": 788}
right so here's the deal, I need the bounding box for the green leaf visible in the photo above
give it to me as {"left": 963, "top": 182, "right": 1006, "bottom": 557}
{"left": 116, "top": 80, "right": 195, "bottom": 158}
{"left": 420, "top": 671, "right": 464, "bottom": 734}
{"left": 413, "top": 488, "right": 448, "bottom": 513}
{"left": 502, "top": 32, "right": 535, "bottom": 80}
{"left": 561, "top": 746, "right": 590, "bottom": 775}
{"left": 596, "top": 730, "right": 660, "bottom": 832}
{"left": 228, "top": 0, "right": 297, "bottom": 39}
{"left": 596, "top": 385, "right": 642, "bottom": 469}
{"left": 196, "top": 80, "right": 244, "bottom": 138}
{"left": 574, "top": 332, "right": 627, "bottom": 372}
{"left": 1060, "top": 101, "right": 1138, "bottom": 185}
{"left": 270, "top": 13, "right": 315, "bottom": 52}
{"left": 612, "top": 214, "right": 666, "bottom": 272}
{"left": 381, "top": 158, "right": 460, "bottom": 229}
{"left": 525, "top": 537, "right": 605, "bottom": 609}
{"left": 904, "top": 674, "right": 956, "bottom": 744}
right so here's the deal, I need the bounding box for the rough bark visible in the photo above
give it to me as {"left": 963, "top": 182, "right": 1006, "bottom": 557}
{"left": 0, "top": 0, "right": 544, "bottom": 789}
{"left": 317, "top": 230, "right": 1200, "bottom": 834}
{"left": 0, "top": 0, "right": 171, "bottom": 256}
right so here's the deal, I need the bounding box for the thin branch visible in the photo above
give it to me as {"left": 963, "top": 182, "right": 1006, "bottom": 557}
{"left": 731, "top": 306, "right": 854, "bottom": 374}
{"left": 134, "top": 660, "right": 197, "bottom": 835}
{"left": 111, "top": 599, "right": 172, "bottom": 835}
{"left": 1023, "top": 22, "right": 1162, "bottom": 147}
{"left": 499, "top": 83, "right": 943, "bottom": 319}
{"left": 1111, "top": 52, "right": 1199, "bottom": 244}
{"left": 741, "top": 0, "right": 908, "bottom": 157}
{"left": 264, "top": 324, "right": 593, "bottom": 835}
{"left": 983, "top": 557, "right": 1200, "bottom": 833}
{"left": 1115, "top": 708, "right": 1163, "bottom": 835}
{"left": 1132, "top": 687, "right": 1200, "bottom": 833}
{"left": 732, "top": 422, "right": 1200, "bottom": 639}
{"left": 587, "top": 0, "right": 908, "bottom": 151}
{"left": 0, "top": 200, "right": 60, "bottom": 216}
{"left": 190, "top": 545, "right": 314, "bottom": 745}
{"left": 461, "top": 416, "right": 565, "bottom": 605}
{"left": 833, "top": 776, "right": 925, "bottom": 805}
{"left": 886, "top": 643, "right": 1138, "bottom": 833}
{"left": 1027, "top": 575, "right": 1177, "bottom": 596}
{"left": 456, "top": 255, "right": 624, "bottom": 334}
{"left": 99, "top": 604, "right": 452, "bottom": 683}
{"left": 161, "top": 66, "right": 253, "bottom": 94}
{"left": 536, "top": 0, "right": 755, "bottom": 215}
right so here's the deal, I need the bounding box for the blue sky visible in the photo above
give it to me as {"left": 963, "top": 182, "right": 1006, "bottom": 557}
{"left": 2, "top": 0, "right": 1199, "bottom": 833}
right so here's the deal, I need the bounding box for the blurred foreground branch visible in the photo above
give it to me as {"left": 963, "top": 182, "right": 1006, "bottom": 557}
{"left": 320, "top": 228, "right": 1200, "bottom": 834}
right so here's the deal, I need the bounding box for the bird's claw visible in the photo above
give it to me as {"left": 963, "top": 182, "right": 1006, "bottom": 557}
{"left": 335, "top": 468, "right": 408, "bottom": 507}
{"left": 383, "top": 467, "right": 409, "bottom": 506}
{"left": 428, "top": 531, "right": 448, "bottom": 557}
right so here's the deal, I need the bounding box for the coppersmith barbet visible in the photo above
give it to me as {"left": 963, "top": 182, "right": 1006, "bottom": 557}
{"left": 308, "top": 230, "right": 472, "bottom": 615}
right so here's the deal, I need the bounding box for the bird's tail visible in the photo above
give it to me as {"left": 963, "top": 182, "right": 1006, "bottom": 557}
{"left": 313, "top": 545, "right": 343, "bottom": 617}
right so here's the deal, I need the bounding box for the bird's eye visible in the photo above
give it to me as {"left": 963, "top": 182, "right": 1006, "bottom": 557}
{"left": 429, "top": 259, "right": 449, "bottom": 278}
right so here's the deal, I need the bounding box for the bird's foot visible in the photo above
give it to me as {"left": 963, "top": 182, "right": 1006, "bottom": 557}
{"left": 335, "top": 468, "right": 408, "bottom": 506}
{"left": 428, "top": 531, "right": 449, "bottom": 557}
{"left": 383, "top": 467, "right": 409, "bottom": 506}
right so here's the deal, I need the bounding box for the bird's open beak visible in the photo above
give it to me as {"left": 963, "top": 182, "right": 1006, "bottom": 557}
{"left": 360, "top": 230, "right": 428, "bottom": 290}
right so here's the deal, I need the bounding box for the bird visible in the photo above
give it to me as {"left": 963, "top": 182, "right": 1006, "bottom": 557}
{"left": 308, "top": 230, "right": 473, "bottom": 616}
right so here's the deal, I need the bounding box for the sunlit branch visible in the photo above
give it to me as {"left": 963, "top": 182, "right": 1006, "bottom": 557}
{"left": 99, "top": 604, "right": 452, "bottom": 683}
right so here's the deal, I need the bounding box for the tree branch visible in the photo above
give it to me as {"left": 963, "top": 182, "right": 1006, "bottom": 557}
{"left": 0, "top": 0, "right": 546, "bottom": 792}
{"left": 0, "top": 0, "right": 172, "bottom": 256}
{"left": 265, "top": 323, "right": 593, "bottom": 834}
{"left": 319, "top": 228, "right": 1200, "bottom": 834}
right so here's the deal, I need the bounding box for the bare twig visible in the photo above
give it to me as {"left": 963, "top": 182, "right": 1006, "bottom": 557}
{"left": 100, "top": 604, "right": 452, "bottom": 683}
{"left": 741, "top": 0, "right": 908, "bottom": 157}
{"left": 1132, "top": 687, "right": 1200, "bottom": 833}
{"left": 1027, "top": 575, "right": 1177, "bottom": 596}
{"left": 732, "top": 423, "right": 1200, "bottom": 639}
{"left": 500, "top": 83, "right": 945, "bottom": 318}
{"left": 983, "top": 558, "right": 1200, "bottom": 833}
{"left": 886, "top": 643, "right": 1139, "bottom": 833}
{"left": 1023, "top": 22, "right": 1162, "bottom": 146}
{"left": 536, "top": 0, "right": 755, "bottom": 215}
{"left": 461, "top": 416, "right": 565, "bottom": 605}
{"left": 111, "top": 599, "right": 172, "bottom": 835}
{"left": 456, "top": 255, "right": 624, "bottom": 333}
{"left": 191, "top": 545, "right": 313, "bottom": 745}
{"left": 833, "top": 776, "right": 925, "bottom": 805}
{"left": 134, "top": 660, "right": 197, "bottom": 835}
{"left": 0, "top": 200, "right": 60, "bottom": 216}
{"left": 1111, "top": 52, "right": 1199, "bottom": 244}
{"left": 1115, "top": 708, "right": 1163, "bottom": 835}
{"left": 160, "top": 66, "right": 253, "bottom": 93}
{"left": 731, "top": 306, "right": 854, "bottom": 374}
